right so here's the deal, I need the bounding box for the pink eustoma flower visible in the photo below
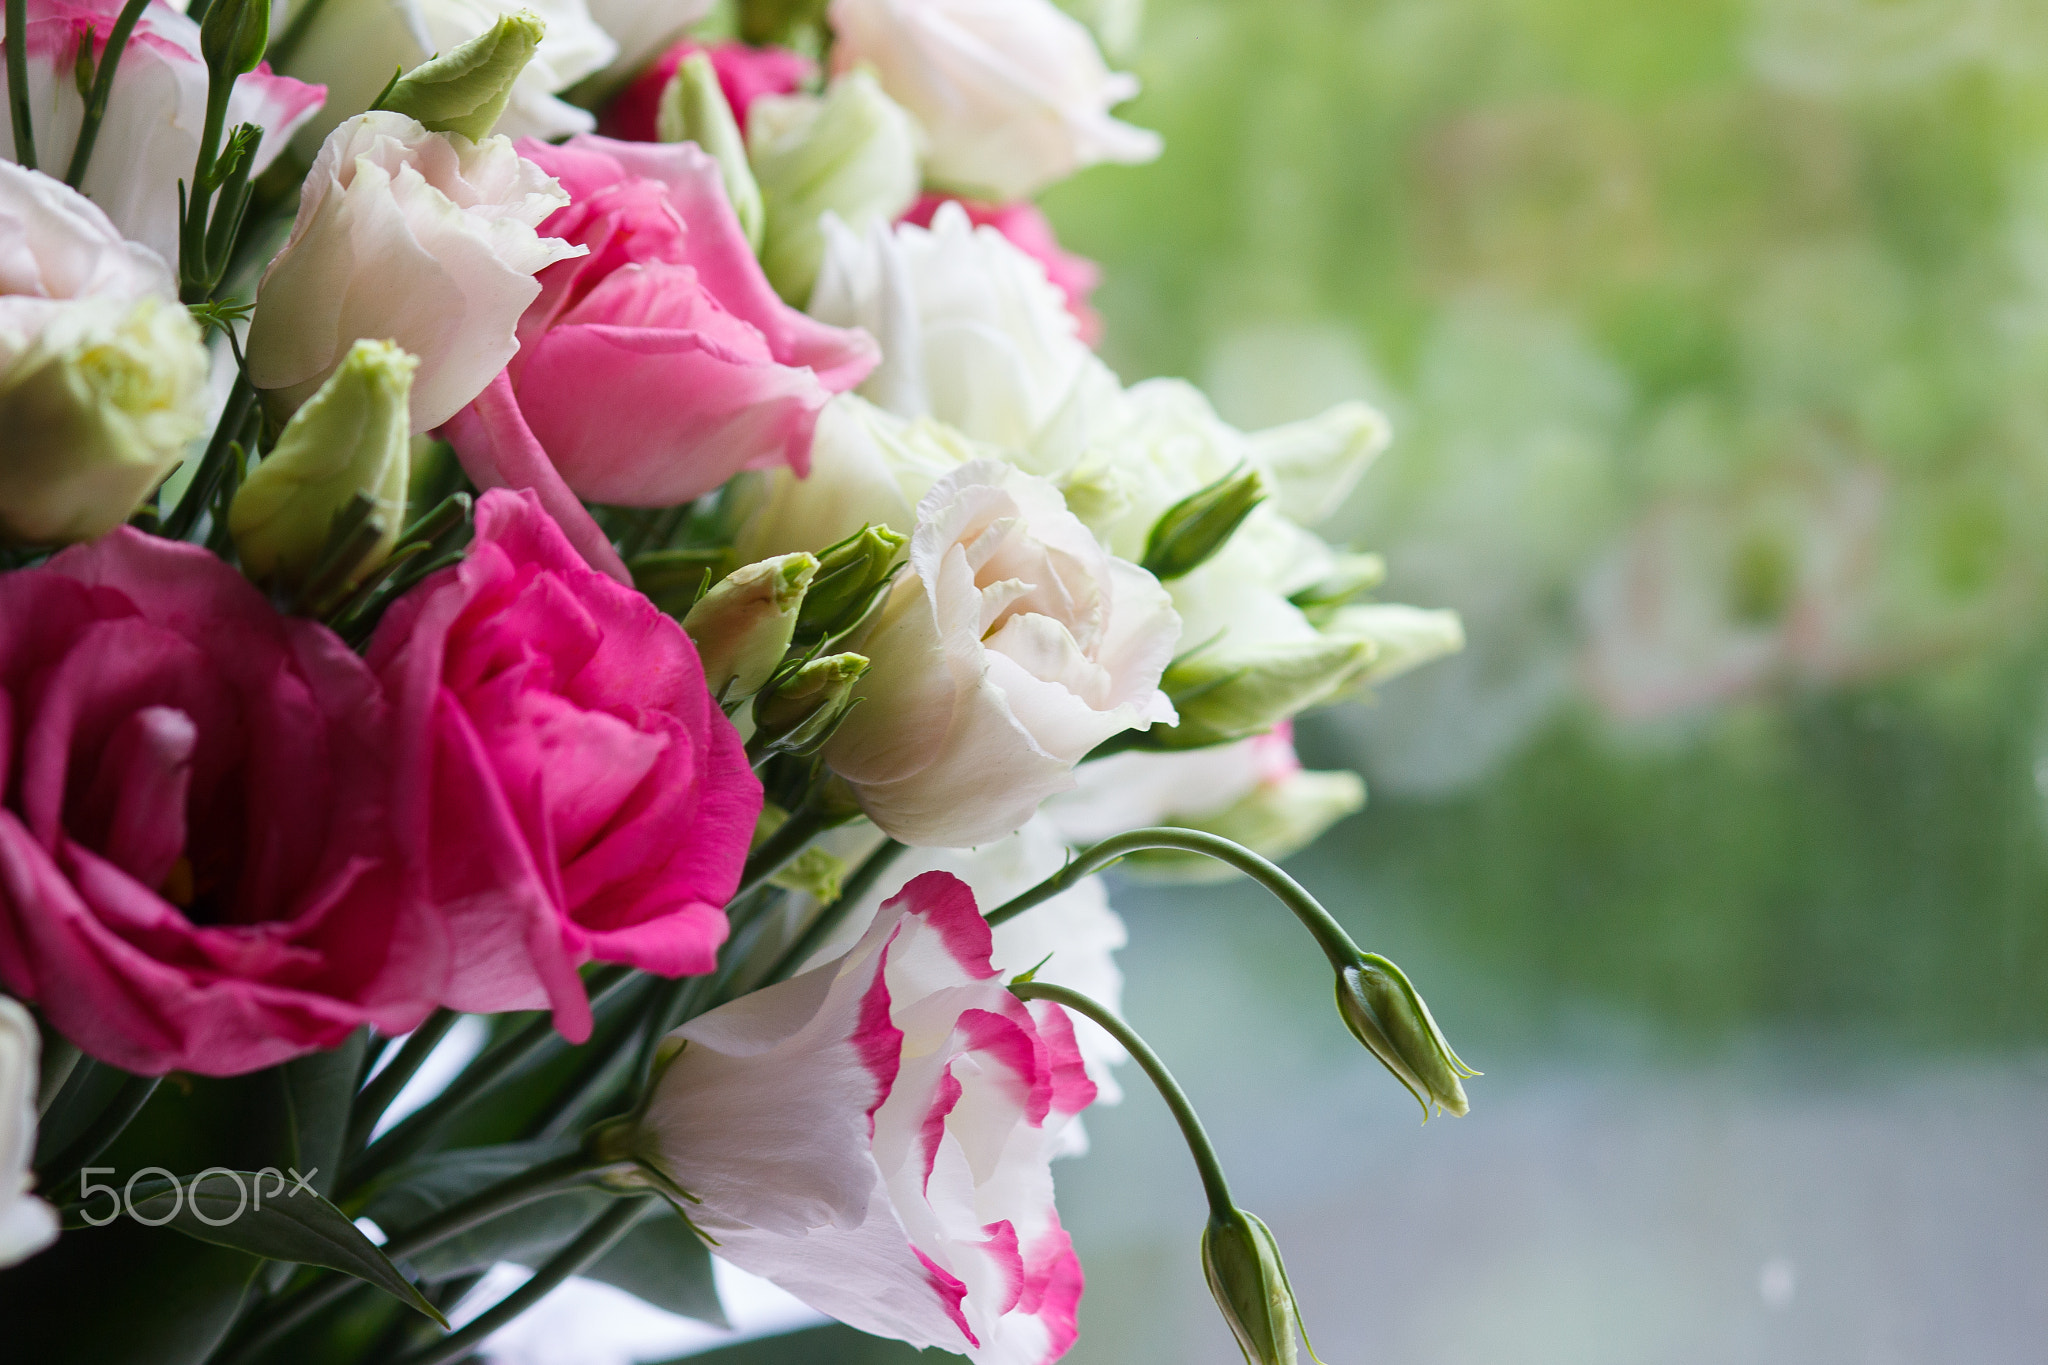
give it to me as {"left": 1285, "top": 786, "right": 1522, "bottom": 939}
{"left": 0, "top": 531, "right": 437, "bottom": 1076}
{"left": 599, "top": 40, "right": 816, "bottom": 144}
{"left": 640, "top": 870, "right": 1092, "bottom": 1365}
{"left": 367, "top": 489, "right": 762, "bottom": 1043}
{"left": 441, "top": 135, "right": 877, "bottom": 581}
{"left": 902, "top": 195, "right": 1103, "bottom": 347}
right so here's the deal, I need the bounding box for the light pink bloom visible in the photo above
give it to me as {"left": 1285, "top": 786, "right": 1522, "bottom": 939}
{"left": 599, "top": 40, "right": 815, "bottom": 143}
{"left": 643, "top": 871, "right": 1092, "bottom": 1364}
{"left": 902, "top": 195, "right": 1101, "bottom": 347}
{"left": 0, "top": 530, "right": 438, "bottom": 1076}
{"left": 367, "top": 489, "right": 761, "bottom": 1043}
{"left": 0, "top": 0, "right": 323, "bottom": 264}
{"left": 442, "top": 135, "right": 877, "bottom": 579}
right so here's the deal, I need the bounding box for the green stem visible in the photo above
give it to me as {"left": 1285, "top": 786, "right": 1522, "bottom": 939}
{"left": 1009, "top": 981, "right": 1236, "bottom": 1216}
{"left": 62, "top": 0, "right": 150, "bottom": 187}
{"left": 346, "top": 1009, "right": 462, "bottom": 1156}
{"left": 985, "top": 827, "right": 1360, "bottom": 970}
{"left": 164, "top": 372, "right": 256, "bottom": 540}
{"left": 220, "top": 1151, "right": 602, "bottom": 1365}
{"left": 389, "top": 1198, "right": 653, "bottom": 1365}
{"left": 6, "top": 0, "right": 34, "bottom": 168}
{"left": 38, "top": 1074, "right": 162, "bottom": 1195}
{"left": 262, "top": 0, "right": 331, "bottom": 70}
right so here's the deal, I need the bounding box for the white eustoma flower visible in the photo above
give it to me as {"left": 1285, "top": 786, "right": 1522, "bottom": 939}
{"left": 246, "top": 112, "right": 584, "bottom": 433}
{"left": 0, "top": 163, "right": 208, "bottom": 543}
{"left": 824, "top": 459, "right": 1180, "bottom": 847}
{"left": 0, "top": 997, "right": 58, "bottom": 1268}
{"left": 579, "top": 0, "right": 710, "bottom": 91}
{"left": 0, "top": 0, "right": 324, "bottom": 264}
{"left": 639, "top": 872, "right": 1092, "bottom": 1363}
{"left": 278, "top": 0, "right": 616, "bottom": 149}
{"left": 826, "top": 0, "right": 1159, "bottom": 201}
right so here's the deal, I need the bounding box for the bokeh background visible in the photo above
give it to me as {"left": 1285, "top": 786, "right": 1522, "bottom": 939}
{"left": 699, "top": 0, "right": 2048, "bottom": 1360}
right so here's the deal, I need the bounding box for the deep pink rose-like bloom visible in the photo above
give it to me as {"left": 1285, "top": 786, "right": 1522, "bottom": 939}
{"left": 0, "top": 531, "right": 437, "bottom": 1076}
{"left": 642, "top": 871, "right": 1092, "bottom": 1363}
{"left": 368, "top": 490, "right": 762, "bottom": 1042}
{"left": 442, "top": 135, "right": 878, "bottom": 582}
{"left": 599, "top": 40, "right": 816, "bottom": 144}
{"left": 902, "top": 195, "right": 1103, "bottom": 347}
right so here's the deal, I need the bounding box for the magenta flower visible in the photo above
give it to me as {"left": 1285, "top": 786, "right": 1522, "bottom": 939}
{"left": 599, "top": 40, "right": 816, "bottom": 144}
{"left": 0, "top": 531, "right": 436, "bottom": 1076}
{"left": 368, "top": 489, "right": 762, "bottom": 1043}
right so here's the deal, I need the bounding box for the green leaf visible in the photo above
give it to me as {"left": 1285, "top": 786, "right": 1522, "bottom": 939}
{"left": 363, "top": 1139, "right": 606, "bottom": 1280}
{"left": 584, "top": 1202, "right": 727, "bottom": 1326}
{"left": 134, "top": 1171, "right": 446, "bottom": 1327}
{"left": 284, "top": 1032, "right": 365, "bottom": 1199}
{"left": 0, "top": 1219, "right": 259, "bottom": 1365}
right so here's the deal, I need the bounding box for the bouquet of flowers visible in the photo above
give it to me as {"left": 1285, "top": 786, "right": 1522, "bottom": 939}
{"left": 0, "top": 0, "right": 1474, "bottom": 1359}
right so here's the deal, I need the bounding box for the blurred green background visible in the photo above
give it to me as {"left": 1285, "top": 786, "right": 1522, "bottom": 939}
{"left": 707, "top": 1, "right": 2048, "bottom": 1361}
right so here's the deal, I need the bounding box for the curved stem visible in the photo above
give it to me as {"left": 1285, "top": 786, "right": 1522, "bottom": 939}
{"left": 39, "top": 1074, "right": 161, "bottom": 1195}
{"left": 62, "top": 0, "right": 150, "bottom": 187}
{"left": 220, "top": 1151, "right": 602, "bottom": 1365}
{"left": 6, "top": 0, "right": 34, "bottom": 168}
{"left": 347, "top": 1009, "right": 462, "bottom": 1156}
{"left": 389, "top": 1197, "right": 653, "bottom": 1365}
{"left": 986, "top": 827, "right": 1360, "bottom": 970}
{"left": 1009, "top": 981, "right": 1235, "bottom": 1217}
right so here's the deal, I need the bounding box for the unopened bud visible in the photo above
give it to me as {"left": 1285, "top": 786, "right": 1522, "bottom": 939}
{"left": 751, "top": 653, "right": 869, "bottom": 758}
{"left": 1336, "top": 954, "right": 1476, "bottom": 1119}
{"left": 682, "top": 552, "right": 817, "bottom": 703}
{"left": 200, "top": 0, "right": 269, "bottom": 77}
{"left": 380, "top": 12, "right": 545, "bottom": 143}
{"left": 1141, "top": 465, "right": 1266, "bottom": 581}
{"left": 1323, "top": 603, "right": 1464, "bottom": 689}
{"left": 659, "top": 52, "right": 765, "bottom": 252}
{"left": 797, "top": 523, "right": 906, "bottom": 640}
{"left": 230, "top": 338, "right": 414, "bottom": 590}
{"left": 1157, "top": 635, "right": 1372, "bottom": 749}
{"left": 1201, "top": 1206, "right": 1312, "bottom": 1365}
{"left": 1287, "top": 551, "right": 1386, "bottom": 623}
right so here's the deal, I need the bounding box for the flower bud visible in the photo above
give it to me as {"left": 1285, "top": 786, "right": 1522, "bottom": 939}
{"left": 682, "top": 552, "right": 818, "bottom": 703}
{"left": 200, "top": 0, "right": 270, "bottom": 78}
{"left": 1141, "top": 464, "right": 1266, "bottom": 581}
{"left": 749, "top": 69, "right": 922, "bottom": 304}
{"left": 1323, "top": 603, "right": 1465, "bottom": 689}
{"left": 752, "top": 652, "right": 869, "bottom": 758}
{"left": 230, "top": 338, "right": 415, "bottom": 590}
{"left": 1336, "top": 954, "right": 1476, "bottom": 1119}
{"left": 1157, "top": 635, "right": 1372, "bottom": 749}
{"left": 796, "top": 523, "right": 907, "bottom": 640}
{"left": 1201, "top": 1206, "right": 1311, "bottom": 1365}
{"left": 1287, "top": 551, "right": 1386, "bottom": 623}
{"left": 658, "top": 51, "right": 765, "bottom": 253}
{"left": 0, "top": 296, "right": 209, "bottom": 545}
{"left": 1243, "top": 399, "right": 1389, "bottom": 526}
{"left": 380, "top": 12, "right": 547, "bottom": 144}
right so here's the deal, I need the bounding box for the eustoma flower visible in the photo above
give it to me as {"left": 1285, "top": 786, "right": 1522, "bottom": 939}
{"left": 637, "top": 871, "right": 1092, "bottom": 1363}
{"left": 0, "top": 531, "right": 438, "bottom": 1076}
{"left": 824, "top": 460, "right": 1179, "bottom": 846}
{"left": 599, "top": 39, "right": 814, "bottom": 143}
{"left": 246, "top": 112, "right": 583, "bottom": 434}
{"left": 0, "top": 997, "right": 56, "bottom": 1268}
{"left": 366, "top": 489, "right": 761, "bottom": 1042}
{"left": 0, "top": 0, "right": 324, "bottom": 263}
{"left": 441, "top": 134, "right": 877, "bottom": 574}
{"left": 902, "top": 195, "right": 1102, "bottom": 347}
{"left": 826, "top": 0, "right": 1160, "bottom": 201}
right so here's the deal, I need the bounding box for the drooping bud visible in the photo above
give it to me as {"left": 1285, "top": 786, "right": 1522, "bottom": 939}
{"left": 1335, "top": 953, "right": 1477, "bottom": 1119}
{"left": 1322, "top": 603, "right": 1464, "bottom": 689}
{"left": 658, "top": 51, "right": 765, "bottom": 253}
{"left": 1141, "top": 464, "right": 1267, "bottom": 581}
{"left": 682, "top": 552, "right": 818, "bottom": 703}
{"left": 379, "top": 12, "right": 546, "bottom": 143}
{"left": 1156, "top": 635, "right": 1373, "bottom": 749}
{"left": 749, "top": 69, "right": 922, "bottom": 304}
{"left": 1287, "top": 551, "right": 1386, "bottom": 624}
{"left": 1201, "top": 1206, "right": 1312, "bottom": 1365}
{"left": 230, "top": 338, "right": 415, "bottom": 590}
{"left": 751, "top": 652, "right": 869, "bottom": 759}
{"left": 0, "top": 296, "right": 209, "bottom": 545}
{"left": 796, "top": 523, "right": 906, "bottom": 641}
{"left": 200, "top": 0, "right": 270, "bottom": 78}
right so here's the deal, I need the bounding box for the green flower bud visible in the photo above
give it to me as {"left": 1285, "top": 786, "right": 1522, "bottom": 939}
{"left": 1141, "top": 464, "right": 1266, "bottom": 581}
{"left": 229, "top": 338, "right": 415, "bottom": 590}
{"left": 750, "top": 69, "right": 922, "bottom": 305}
{"left": 751, "top": 652, "right": 869, "bottom": 759}
{"left": 1287, "top": 551, "right": 1386, "bottom": 624}
{"left": 1156, "top": 635, "right": 1373, "bottom": 749}
{"left": 658, "top": 52, "right": 765, "bottom": 253}
{"left": 379, "top": 12, "right": 546, "bottom": 143}
{"left": 1322, "top": 603, "right": 1464, "bottom": 689}
{"left": 681, "top": 552, "right": 818, "bottom": 704}
{"left": 1335, "top": 954, "right": 1477, "bottom": 1119}
{"left": 0, "top": 296, "right": 209, "bottom": 545}
{"left": 796, "top": 523, "right": 907, "bottom": 641}
{"left": 200, "top": 0, "right": 270, "bottom": 78}
{"left": 1201, "top": 1206, "right": 1312, "bottom": 1365}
